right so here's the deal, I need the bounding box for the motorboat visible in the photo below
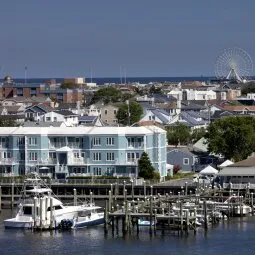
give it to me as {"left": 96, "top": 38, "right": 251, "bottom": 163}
{"left": 4, "top": 173, "right": 100, "bottom": 229}
{"left": 72, "top": 207, "right": 104, "bottom": 229}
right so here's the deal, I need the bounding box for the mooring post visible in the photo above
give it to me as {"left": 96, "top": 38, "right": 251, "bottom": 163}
{"left": 73, "top": 188, "right": 77, "bottom": 206}
{"left": 11, "top": 182, "right": 14, "bottom": 210}
{"left": 180, "top": 201, "right": 183, "bottom": 233}
{"left": 50, "top": 196, "right": 53, "bottom": 229}
{"left": 108, "top": 190, "right": 112, "bottom": 212}
{"left": 149, "top": 196, "right": 153, "bottom": 234}
{"left": 123, "top": 181, "right": 126, "bottom": 197}
{"left": 150, "top": 186, "right": 153, "bottom": 196}
{"left": 203, "top": 200, "right": 208, "bottom": 230}
{"left": 143, "top": 181, "right": 146, "bottom": 198}
{"left": 185, "top": 182, "right": 188, "bottom": 196}
{"left": 154, "top": 209, "right": 157, "bottom": 234}
{"left": 90, "top": 191, "right": 93, "bottom": 205}
{"left": 131, "top": 179, "right": 134, "bottom": 201}
{"left": 251, "top": 192, "right": 254, "bottom": 215}
{"left": 0, "top": 185, "right": 2, "bottom": 213}
{"left": 104, "top": 200, "right": 108, "bottom": 233}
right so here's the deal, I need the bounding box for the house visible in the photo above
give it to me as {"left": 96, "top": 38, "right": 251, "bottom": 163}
{"left": 140, "top": 103, "right": 171, "bottom": 125}
{"left": 85, "top": 103, "right": 102, "bottom": 117}
{"left": 2, "top": 96, "right": 35, "bottom": 107}
{"left": 78, "top": 116, "right": 103, "bottom": 126}
{"left": 25, "top": 104, "right": 54, "bottom": 121}
{"left": 168, "top": 111, "right": 208, "bottom": 129}
{"left": 100, "top": 103, "right": 122, "bottom": 125}
{"left": 39, "top": 110, "right": 79, "bottom": 126}
{"left": 167, "top": 147, "right": 198, "bottom": 172}
{"left": 0, "top": 125, "right": 167, "bottom": 179}
{"left": 218, "top": 156, "right": 255, "bottom": 189}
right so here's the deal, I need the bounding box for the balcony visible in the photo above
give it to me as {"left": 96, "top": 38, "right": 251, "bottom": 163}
{"left": 68, "top": 158, "right": 87, "bottom": 165}
{"left": 115, "top": 159, "right": 138, "bottom": 166}
{"left": 55, "top": 165, "right": 68, "bottom": 173}
{"left": 0, "top": 158, "right": 16, "bottom": 165}
{"left": 67, "top": 143, "right": 82, "bottom": 149}
{"left": 49, "top": 142, "right": 66, "bottom": 149}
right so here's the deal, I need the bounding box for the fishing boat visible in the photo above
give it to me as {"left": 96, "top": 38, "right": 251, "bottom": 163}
{"left": 3, "top": 173, "right": 99, "bottom": 229}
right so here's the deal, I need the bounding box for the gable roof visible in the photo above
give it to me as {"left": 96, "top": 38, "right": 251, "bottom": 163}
{"left": 54, "top": 110, "right": 78, "bottom": 116}
{"left": 228, "top": 156, "right": 255, "bottom": 167}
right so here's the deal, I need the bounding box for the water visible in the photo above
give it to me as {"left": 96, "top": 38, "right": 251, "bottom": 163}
{"left": 1, "top": 210, "right": 255, "bottom": 255}
{"left": 0, "top": 76, "right": 214, "bottom": 85}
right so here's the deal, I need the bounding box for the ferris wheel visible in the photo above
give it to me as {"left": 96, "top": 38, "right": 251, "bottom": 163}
{"left": 215, "top": 47, "right": 253, "bottom": 82}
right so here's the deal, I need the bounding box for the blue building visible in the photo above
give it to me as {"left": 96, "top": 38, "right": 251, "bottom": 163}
{"left": 0, "top": 126, "right": 167, "bottom": 179}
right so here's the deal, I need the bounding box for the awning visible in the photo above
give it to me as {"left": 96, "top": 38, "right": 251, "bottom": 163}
{"left": 200, "top": 165, "right": 218, "bottom": 175}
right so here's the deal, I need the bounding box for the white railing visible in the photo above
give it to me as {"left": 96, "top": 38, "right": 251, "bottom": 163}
{"left": 68, "top": 158, "right": 87, "bottom": 165}
{"left": 223, "top": 183, "right": 255, "bottom": 189}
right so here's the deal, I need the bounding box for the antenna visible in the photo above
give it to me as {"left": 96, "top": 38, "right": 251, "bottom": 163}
{"left": 124, "top": 68, "right": 127, "bottom": 84}
{"left": 120, "top": 65, "right": 122, "bottom": 84}
{"left": 90, "top": 68, "right": 93, "bottom": 83}
{"left": 25, "top": 66, "right": 28, "bottom": 84}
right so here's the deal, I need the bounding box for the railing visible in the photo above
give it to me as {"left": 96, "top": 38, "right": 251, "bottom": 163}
{"left": 49, "top": 142, "right": 66, "bottom": 149}
{"left": 115, "top": 159, "right": 138, "bottom": 165}
{"left": 68, "top": 158, "right": 87, "bottom": 165}
{"left": 223, "top": 183, "right": 255, "bottom": 189}
{"left": 0, "top": 158, "right": 15, "bottom": 164}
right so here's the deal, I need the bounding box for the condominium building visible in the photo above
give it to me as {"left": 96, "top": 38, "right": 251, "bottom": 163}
{"left": 0, "top": 126, "right": 167, "bottom": 179}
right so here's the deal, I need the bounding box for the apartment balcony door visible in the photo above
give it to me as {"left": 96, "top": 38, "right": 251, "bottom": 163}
{"left": 58, "top": 152, "right": 67, "bottom": 165}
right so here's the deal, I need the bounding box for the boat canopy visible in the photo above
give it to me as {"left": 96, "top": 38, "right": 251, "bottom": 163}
{"left": 26, "top": 188, "right": 52, "bottom": 194}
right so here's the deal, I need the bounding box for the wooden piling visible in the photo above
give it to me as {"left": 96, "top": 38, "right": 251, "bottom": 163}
{"left": 73, "top": 188, "right": 77, "bottom": 206}
{"left": 0, "top": 185, "right": 2, "bottom": 212}
{"left": 203, "top": 200, "right": 208, "bottom": 230}
{"left": 11, "top": 183, "right": 14, "bottom": 210}
{"left": 251, "top": 192, "right": 254, "bottom": 215}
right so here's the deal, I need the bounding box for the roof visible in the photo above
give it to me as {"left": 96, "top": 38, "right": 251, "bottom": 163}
{"left": 23, "top": 121, "right": 64, "bottom": 127}
{"left": 219, "top": 159, "right": 234, "bottom": 168}
{"left": 228, "top": 156, "right": 255, "bottom": 167}
{"left": 54, "top": 110, "right": 78, "bottom": 116}
{"left": 167, "top": 147, "right": 196, "bottom": 157}
{"left": 200, "top": 165, "right": 218, "bottom": 174}
{"left": 193, "top": 137, "right": 208, "bottom": 153}
{"left": 0, "top": 125, "right": 166, "bottom": 136}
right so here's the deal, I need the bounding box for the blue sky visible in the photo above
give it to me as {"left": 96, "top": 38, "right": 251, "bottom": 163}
{"left": 0, "top": 0, "right": 254, "bottom": 78}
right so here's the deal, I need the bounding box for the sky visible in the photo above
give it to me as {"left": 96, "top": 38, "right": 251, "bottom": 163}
{"left": 0, "top": 0, "right": 254, "bottom": 78}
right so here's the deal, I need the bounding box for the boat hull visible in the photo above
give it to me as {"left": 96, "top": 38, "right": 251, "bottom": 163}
{"left": 4, "top": 218, "right": 33, "bottom": 229}
{"left": 74, "top": 218, "right": 104, "bottom": 228}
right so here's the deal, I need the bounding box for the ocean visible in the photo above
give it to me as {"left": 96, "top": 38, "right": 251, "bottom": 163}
{"left": 1, "top": 209, "right": 255, "bottom": 255}
{"left": 0, "top": 77, "right": 213, "bottom": 85}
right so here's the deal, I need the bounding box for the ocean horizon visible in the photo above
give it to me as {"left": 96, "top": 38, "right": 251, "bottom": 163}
{"left": 0, "top": 76, "right": 216, "bottom": 85}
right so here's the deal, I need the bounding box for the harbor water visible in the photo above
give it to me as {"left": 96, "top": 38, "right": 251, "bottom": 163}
{"left": 1, "top": 209, "right": 255, "bottom": 255}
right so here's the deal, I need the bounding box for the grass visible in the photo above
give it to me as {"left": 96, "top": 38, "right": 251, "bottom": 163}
{"left": 165, "top": 172, "right": 194, "bottom": 180}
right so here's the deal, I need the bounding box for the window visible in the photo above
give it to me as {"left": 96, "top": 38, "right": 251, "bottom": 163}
{"left": 106, "top": 167, "right": 115, "bottom": 175}
{"left": 29, "top": 152, "right": 38, "bottom": 161}
{"left": 127, "top": 152, "right": 139, "bottom": 162}
{"left": 28, "top": 137, "right": 37, "bottom": 146}
{"left": 93, "top": 137, "right": 101, "bottom": 146}
{"left": 183, "top": 158, "right": 189, "bottom": 165}
{"left": 49, "top": 152, "right": 56, "bottom": 159}
{"left": 93, "top": 152, "right": 101, "bottom": 161}
{"left": 106, "top": 137, "right": 114, "bottom": 146}
{"left": 46, "top": 117, "right": 51, "bottom": 122}
{"left": 17, "top": 137, "right": 25, "bottom": 146}
{"left": 81, "top": 152, "right": 85, "bottom": 158}
{"left": 93, "top": 167, "right": 102, "bottom": 176}
{"left": 3, "top": 152, "right": 11, "bottom": 158}
{"left": 106, "top": 152, "right": 115, "bottom": 161}
{"left": 54, "top": 117, "right": 57, "bottom": 121}
{"left": 105, "top": 110, "right": 108, "bottom": 115}
{"left": 114, "top": 110, "right": 117, "bottom": 115}
{"left": 74, "top": 152, "right": 80, "bottom": 158}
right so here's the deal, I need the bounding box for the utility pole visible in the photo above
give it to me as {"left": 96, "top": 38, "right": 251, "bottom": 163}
{"left": 126, "top": 100, "right": 130, "bottom": 126}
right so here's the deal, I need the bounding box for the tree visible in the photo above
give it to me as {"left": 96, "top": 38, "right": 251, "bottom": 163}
{"left": 167, "top": 123, "right": 191, "bottom": 146}
{"left": 92, "top": 87, "right": 122, "bottom": 104}
{"left": 116, "top": 102, "right": 143, "bottom": 126}
{"left": 191, "top": 128, "right": 206, "bottom": 143}
{"left": 205, "top": 116, "right": 255, "bottom": 162}
{"left": 241, "top": 82, "right": 255, "bottom": 95}
{"left": 138, "top": 152, "right": 157, "bottom": 179}
{"left": 0, "top": 117, "right": 17, "bottom": 127}
{"left": 60, "top": 81, "right": 76, "bottom": 89}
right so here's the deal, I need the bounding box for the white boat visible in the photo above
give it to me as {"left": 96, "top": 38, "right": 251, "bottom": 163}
{"left": 72, "top": 208, "right": 104, "bottom": 229}
{"left": 4, "top": 174, "right": 100, "bottom": 229}
{"left": 138, "top": 218, "right": 155, "bottom": 226}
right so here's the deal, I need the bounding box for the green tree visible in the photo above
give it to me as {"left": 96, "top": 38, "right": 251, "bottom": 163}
{"left": 138, "top": 152, "right": 157, "bottom": 179}
{"left": 0, "top": 117, "right": 17, "bottom": 127}
{"left": 60, "top": 81, "right": 76, "bottom": 89}
{"left": 121, "top": 93, "right": 133, "bottom": 102}
{"left": 92, "top": 87, "right": 122, "bottom": 104}
{"left": 191, "top": 127, "right": 206, "bottom": 143}
{"left": 241, "top": 82, "right": 255, "bottom": 95}
{"left": 205, "top": 116, "right": 255, "bottom": 162}
{"left": 116, "top": 102, "right": 143, "bottom": 126}
{"left": 167, "top": 123, "right": 191, "bottom": 146}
